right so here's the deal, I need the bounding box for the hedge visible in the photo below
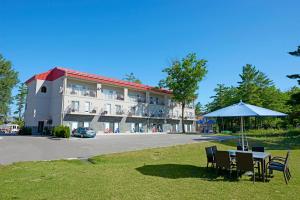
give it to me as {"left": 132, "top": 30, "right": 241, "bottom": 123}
{"left": 53, "top": 125, "right": 70, "bottom": 138}
{"left": 18, "top": 127, "right": 32, "bottom": 135}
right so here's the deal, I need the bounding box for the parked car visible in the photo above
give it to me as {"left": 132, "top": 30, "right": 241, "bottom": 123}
{"left": 72, "top": 127, "right": 96, "bottom": 138}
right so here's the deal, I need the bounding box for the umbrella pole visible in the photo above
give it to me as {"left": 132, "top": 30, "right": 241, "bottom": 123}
{"left": 241, "top": 116, "right": 244, "bottom": 151}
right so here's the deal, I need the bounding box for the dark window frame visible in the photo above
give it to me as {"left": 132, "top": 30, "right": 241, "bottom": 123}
{"left": 41, "top": 86, "right": 47, "bottom": 93}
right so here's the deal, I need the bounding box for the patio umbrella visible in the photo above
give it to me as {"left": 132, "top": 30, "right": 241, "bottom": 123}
{"left": 203, "top": 100, "right": 287, "bottom": 151}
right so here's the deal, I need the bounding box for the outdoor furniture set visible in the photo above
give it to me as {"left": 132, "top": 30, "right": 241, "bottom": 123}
{"left": 205, "top": 145, "right": 291, "bottom": 184}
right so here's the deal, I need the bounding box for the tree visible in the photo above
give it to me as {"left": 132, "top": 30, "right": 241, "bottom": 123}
{"left": 159, "top": 53, "right": 207, "bottom": 133}
{"left": 0, "top": 54, "right": 19, "bottom": 118}
{"left": 286, "top": 86, "right": 300, "bottom": 127}
{"left": 206, "top": 84, "right": 238, "bottom": 112}
{"left": 14, "top": 83, "right": 27, "bottom": 120}
{"left": 207, "top": 64, "right": 290, "bottom": 130}
{"left": 195, "top": 102, "right": 203, "bottom": 116}
{"left": 237, "top": 64, "right": 273, "bottom": 106}
{"left": 123, "top": 72, "right": 142, "bottom": 84}
{"left": 287, "top": 46, "right": 300, "bottom": 84}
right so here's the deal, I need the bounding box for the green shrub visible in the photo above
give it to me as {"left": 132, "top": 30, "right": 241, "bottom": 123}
{"left": 53, "top": 125, "right": 70, "bottom": 138}
{"left": 43, "top": 127, "right": 53, "bottom": 136}
{"left": 18, "top": 127, "right": 32, "bottom": 135}
{"left": 245, "top": 128, "right": 300, "bottom": 137}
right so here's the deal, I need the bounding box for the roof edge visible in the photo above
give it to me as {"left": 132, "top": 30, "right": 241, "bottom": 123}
{"left": 24, "top": 67, "right": 172, "bottom": 95}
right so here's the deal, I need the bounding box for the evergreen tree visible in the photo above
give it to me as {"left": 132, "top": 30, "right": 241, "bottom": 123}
{"left": 207, "top": 64, "right": 291, "bottom": 129}
{"left": 123, "top": 72, "right": 142, "bottom": 84}
{"left": 14, "top": 83, "right": 27, "bottom": 120}
{"left": 195, "top": 102, "right": 203, "bottom": 116}
{"left": 287, "top": 46, "right": 300, "bottom": 105}
{"left": 286, "top": 86, "right": 300, "bottom": 127}
{"left": 206, "top": 84, "right": 238, "bottom": 112}
{"left": 237, "top": 64, "right": 273, "bottom": 106}
{"left": 287, "top": 46, "right": 300, "bottom": 84}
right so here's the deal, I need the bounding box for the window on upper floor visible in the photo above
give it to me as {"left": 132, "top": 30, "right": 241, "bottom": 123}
{"left": 71, "top": 101, "right": 79, "bottom": 112}
{"left": 41, "top": 86, "right": 47, "bottom": 93}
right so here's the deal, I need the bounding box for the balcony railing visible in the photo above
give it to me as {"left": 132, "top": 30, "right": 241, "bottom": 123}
{"left": 149, "top": 101, "right": 165, "bottom": 106}
{"left": 100, "top": 108, "right": 126, "bottom": 116}
{"left": 65, "top": 106, "right": 98, "bottom": 115}
{"left": 67, "top": 88, "right": 97, "bottom": 98}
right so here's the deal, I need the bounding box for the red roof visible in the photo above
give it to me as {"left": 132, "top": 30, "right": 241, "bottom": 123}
{"left": 25, "top": 67, "right": 172, "bottom": 94}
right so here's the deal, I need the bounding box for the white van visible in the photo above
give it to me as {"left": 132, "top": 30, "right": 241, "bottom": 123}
{"left": 0, "top": 124, "right": 20, "bottom": 134}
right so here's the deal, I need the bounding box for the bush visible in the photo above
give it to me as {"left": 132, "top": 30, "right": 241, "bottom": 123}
{"left": 245, "top": 128, "right": 300, "bottom": 137}
{"left": 53, "top": 125, "right": 70, "bottom": 138}
{"left": 18, "top": 127, "right": 32, "bottom": 135}
{"left": 43, "top": 127, "right": 53, "bottom": 136}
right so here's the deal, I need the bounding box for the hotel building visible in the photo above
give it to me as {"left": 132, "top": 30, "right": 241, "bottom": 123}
{"left": 24, "top": 67, "right": 196, "bottom": 134}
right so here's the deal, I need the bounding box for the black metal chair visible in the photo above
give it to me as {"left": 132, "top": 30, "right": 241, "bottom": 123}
{"left": 237, "top": 145, "right": 249, "bottom": 151}
{"left": 252, "top": 146, "right": 265, "bottom": 152}
{"left": 205, "top": 147, "right": 215, "bottom": 168}
{"left": 251, "top": 146, "right": 265, "bottom": 178}
{"left": 267, "top": 151, "right": 291, "bottom": 184}
{"left": 211, "top": 145, "right": 217, "bottom": 157}
{"left": 236, "top": 152, "right": 255, "bottom": 183}
{"left": 215, "top": 151, "right": 235, "bottom": 176}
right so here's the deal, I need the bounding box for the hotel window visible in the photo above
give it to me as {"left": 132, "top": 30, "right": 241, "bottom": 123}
{"left": 115, "top": 105, "right": 122, "bottom": 115}
{"left": 69, "top": 84, "right": 78, "bottom": 95}
{"left": 41, "top": 86, "right": 47, "bottom": 93}
{"left": 130, "top": 106, "right": 136, "bottom": 115}
{"left": 84, "top": 102, "right": 91, "bottom": 113}
{"left": 103, "top": 89, "right": 114, "bottom": 99}
{"left": 71, "top": 101, "right": 79, "bottom": 112}
{"left": 83, "top": 122, "right": 90, "bottom": 128}
{"left": 105, "top": 104, "right": 111, "bottom": 114}
{"left": 150, "top": 97, "right": 154, "bottom": 104}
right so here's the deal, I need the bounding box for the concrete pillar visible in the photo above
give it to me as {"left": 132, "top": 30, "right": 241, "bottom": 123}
{"left": 60, "top": 77, "right": 67, "bottom": 125}
{"left": 146, "top": 91, "right": 150, "bottom": 103}
{"left": 164, "top": 95, "right": 168, "bottom": 106}
{"left": 96, "top": 83, "right": 102, "bottom": 99}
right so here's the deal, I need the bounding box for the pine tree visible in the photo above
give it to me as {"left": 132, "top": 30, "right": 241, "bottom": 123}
{"left": 14, "top": 83, "right": 27, "bottom": 120}
{"left": 123, "top": 73, "right": 142, "bottom": 84}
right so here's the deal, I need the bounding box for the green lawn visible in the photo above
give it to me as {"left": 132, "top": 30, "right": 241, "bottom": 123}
{"left": 0, "top": 138, "right": 299, "bottom": 200}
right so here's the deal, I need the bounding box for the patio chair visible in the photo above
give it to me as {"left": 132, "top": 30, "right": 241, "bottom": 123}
{"left": 267, "top": 151, "right": 291, "bottom": 184}
{"left": 236, "top": 152, "right": 255, "bottom": 183}
{"left": 205, "top": 147, "right": 215, "bottom": 168}
{"left": 251, "top": 146, "right": 265, "bottom": 178}
{"left": 252, "top": 146, "right": 265, "bottom": 152}
{"left": 237, "top": 145, "right": 249, "bottom": 151}
{"left": 215, "top": 151, "right": 235, "bottom": 176}
{"left": 211, "top": 145, "right": 218, "bottom": 157}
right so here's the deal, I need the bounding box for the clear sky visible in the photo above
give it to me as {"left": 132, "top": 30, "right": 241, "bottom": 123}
{"left": 1, "top": 0, "right": 299, "bottom": 108}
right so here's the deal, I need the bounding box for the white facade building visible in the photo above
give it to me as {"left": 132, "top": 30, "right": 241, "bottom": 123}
{"left": 24, "top": 67, "right": 196, "bottom": 134}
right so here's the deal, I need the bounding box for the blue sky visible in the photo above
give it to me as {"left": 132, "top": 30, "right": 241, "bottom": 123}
{"left": 0, "top": 0, "right": 299, "bottom": 109}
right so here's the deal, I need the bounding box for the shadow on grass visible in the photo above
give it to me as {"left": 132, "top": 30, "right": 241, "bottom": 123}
{"left": 136, "top": 164, "right": 240, "bottom": 182}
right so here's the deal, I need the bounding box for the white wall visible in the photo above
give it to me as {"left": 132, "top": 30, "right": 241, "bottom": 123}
{"left": 24, "top": 78, "right": 64, "bottom": 127}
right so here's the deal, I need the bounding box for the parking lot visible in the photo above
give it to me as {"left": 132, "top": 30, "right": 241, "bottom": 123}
{"left": 0, "top": 133, "right": 231, "bottom": 165}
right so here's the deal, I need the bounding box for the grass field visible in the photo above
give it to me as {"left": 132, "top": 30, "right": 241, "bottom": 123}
{"left": 0, "top": 136, "right": 299, "bottom": 200}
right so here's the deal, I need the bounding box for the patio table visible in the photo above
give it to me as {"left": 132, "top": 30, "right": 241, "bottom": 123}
{"left": 228, "top": 150, "right": 271, "bottom": 182}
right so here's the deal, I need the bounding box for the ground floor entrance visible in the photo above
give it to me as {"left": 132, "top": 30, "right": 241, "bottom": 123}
{"left": 63, "top": 114, "right": 195, "bottom": 134}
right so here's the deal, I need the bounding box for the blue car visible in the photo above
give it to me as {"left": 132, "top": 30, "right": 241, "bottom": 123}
{"left": 72, "top": 127, "right": 96, "bottom": 138}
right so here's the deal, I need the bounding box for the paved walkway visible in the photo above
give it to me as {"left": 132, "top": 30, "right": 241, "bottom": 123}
{"left": 0, "top": 133, "right": 233, "bottom": 165}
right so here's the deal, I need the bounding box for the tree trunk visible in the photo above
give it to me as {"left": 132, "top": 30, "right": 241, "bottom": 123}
{"left": 181, "top": 103, "right": 185, "bottom": 133}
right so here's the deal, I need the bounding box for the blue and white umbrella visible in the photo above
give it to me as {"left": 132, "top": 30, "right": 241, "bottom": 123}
{"left": 204, "top": 101, "right": 287, "bottom": 150}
